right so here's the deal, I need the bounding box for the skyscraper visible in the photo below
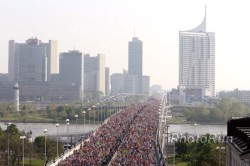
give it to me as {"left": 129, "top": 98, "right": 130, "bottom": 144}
{"left": 105, "top": 67, "right": 110, "bottom": 96}
{"left": 84, "top": 54, "right": 106, "bottom": 96}
{"left": 111, "top": 73, "right": 124, "bottom": 96}
{"left": 128, "top": 37, "right": 143, "bottom": 94}
{"left": 8, "top": 38, "right": 58, "bottom": 82}
{"left": 59, "top": 50, "right": 84, "bottom": 100}
{"left": 179, "top": 10, "right": 215, "bottom": 96}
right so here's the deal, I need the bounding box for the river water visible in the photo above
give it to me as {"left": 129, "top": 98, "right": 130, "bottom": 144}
{"left": 0, "top": 122, "right": 98, "bottom": 139}
{"left": 0, "top": 122, "right": 227, "bottom": 139}
{"left": 168, "top": 124, "right": 227, "bottom": 135}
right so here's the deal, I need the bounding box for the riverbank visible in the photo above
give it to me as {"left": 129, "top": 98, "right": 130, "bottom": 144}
{"left": 167, "top": 117, "right": 227, "bottom": 125}
{"left": 0, "top": 115, "right": 227, "bottom": 125}
{"left": 0, "top": 115, "right": 99, "bottom": 124}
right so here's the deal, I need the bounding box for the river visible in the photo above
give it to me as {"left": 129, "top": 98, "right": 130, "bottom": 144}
{"left": 0, "top": 122, "right": 227, "bottom": 139}
{"left": 0, "top": 122, "right": 98, "bottom": 139}
{"left": 169, "top": 123, "right": 227, "bottom": 135}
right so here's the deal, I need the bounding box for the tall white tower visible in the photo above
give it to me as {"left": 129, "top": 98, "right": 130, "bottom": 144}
{"left": 13, "top": 83, "right": 20, "bottom": 111}
{"left": 179, "top": 8, "right": 215, "bottom": 96}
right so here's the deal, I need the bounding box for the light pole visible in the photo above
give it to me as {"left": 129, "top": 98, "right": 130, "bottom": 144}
{"left": 5, "top": 122, "right": 11, "bottom": 166}
{"left": 82, "top": 111, "right": 86, "bottom": 138}
{"left": 65, "top": 119, "right": 70, "bottom": 149}
{"left": 88, "top": 108, "right": 91, "bottom": 130}
{"left": 20, "top": 136, "right": 26, "bottom": 166}
{"left": 55, "top": 123, "right": 59, "bottom": 157}
{"left": 161, "top": 119, "right": 166, "bottom": 153}
{"left": 37, "top": 97, "right": 40, "bottom": 110}
{"left": 27, "top": 130, "right": 32, "bottom": 166}
{"left": 165, "top": 124, "right": 171, "bottom": 162}
{"left": 97, "top": 103, "right": 99, "bottom": 123}
{"left": 173, "top": 139, "right": 176, "bottom": 166}
{"left": 100, "top": 101, "right": 103, "bottom": 122}
{"left": 114, "top": 97, "right": 117, "bottom": 114}
{"left": 43, "top": 129, "right": 47, "bottom": 165}
{"left": 75, "top": 115, "right": 78, "bottom": 144}
{"left": 92, "top": 105, "right": 96, "bottom": 126}
{"left": 59, "top": 96, "right": 62, "bottom": 105}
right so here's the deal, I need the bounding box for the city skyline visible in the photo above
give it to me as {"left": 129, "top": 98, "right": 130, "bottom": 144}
{"left": 1, "top": 0, "right": 250, "bottom": 90}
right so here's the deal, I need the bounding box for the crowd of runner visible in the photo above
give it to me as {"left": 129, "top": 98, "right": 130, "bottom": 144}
{"left": 58, "top": 99, "right": 160, "bottom": 166}
{"left": 110, "top": 101, "right": 159, "bottom": 165}
{"left": 59, "top": 103, "right": 146, "bottom": 166}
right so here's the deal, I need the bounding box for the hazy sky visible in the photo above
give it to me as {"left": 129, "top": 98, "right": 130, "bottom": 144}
{"left": 1, "top": 0, "right": 250, "bottom": 91}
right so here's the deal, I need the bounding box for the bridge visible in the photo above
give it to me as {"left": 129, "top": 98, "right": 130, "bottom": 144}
{"left": 47, "top": 132, "right": 91, "bottom": 144}
{"left": 46, "top": 99, "right": 166, "bottom": 166}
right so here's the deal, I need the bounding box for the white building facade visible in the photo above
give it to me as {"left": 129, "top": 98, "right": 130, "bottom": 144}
{"left": 179, "top": 11, "right": 215, "bottom": 97}
{"left": 84, "top": 54, "right": 106, "bottom": 96}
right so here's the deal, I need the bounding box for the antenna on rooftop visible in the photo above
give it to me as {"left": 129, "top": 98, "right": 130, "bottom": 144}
{"left": 205, "top": 5, "right": 207, "bottom": 17}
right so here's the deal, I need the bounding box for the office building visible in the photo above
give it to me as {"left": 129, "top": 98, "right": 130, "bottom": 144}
{"left": 179, "top": 10, "right": 215, "bottom": 97}
{"left": 151, "top": 85, "right": 162, "bottom": 94}
{"left": 111, "top": 73, "right": 124, "bottom": 96}
{"left": 128, "top": 37, "right": 143, "bottom": 94}
{"left": 142, "top": 76, "right": 150, "bottom": 95}
{"left": 0, "top": 81, "right": 15, "bottom": 101}
{"left": 8, "top": 38, "right": 58, "bottom": 82}
{"left": 84, "top": 54, "right": 106, "bottom": 96}
{"left": 0, "top": 73, "right": 8, "bottom": 81}
{"left": 126, "top": 74, "right": 139, "bottom": 94}
{"left": 105, "top": 67, "right": 110, "bottom": 96}
{"left": 59, "top": 50, "right": 84, "bottom": 100}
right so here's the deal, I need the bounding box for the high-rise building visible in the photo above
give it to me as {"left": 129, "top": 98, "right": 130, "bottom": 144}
{"left": 105, "top": 67, "right": 110, "bottom": 96}
{"left": 128, "top": 37, "right": 143, "bottom": 94}
{"left": 142, "top": 76, "right": 150, "bottom": 95}
{"left": 111, "top": 73, "right": 124, "bottom": 96}
{"left": 8, "top": 38, "right": 58, "bottom": 82}
{"left": 59, "top": 50, "right": 84, "bottom": 100}
{"left": 47, "top": 40, "right": 58, "bottom": 76}
{"left": 84, "top": 54, "right": 106, "bottom": 96}
{"left": 179, "top": 10, "right": 215, "bottom": 96}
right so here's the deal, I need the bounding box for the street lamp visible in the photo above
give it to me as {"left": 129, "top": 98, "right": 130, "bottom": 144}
{"left": 75, "top": 115, "right": 78, "bottom": 144}
{"left": 20, "top": 136, "right": 26, "bottom": 166}
{"left": 59, "top": 97, "right": 62, "bottom": 105}
{"left": 65, "top": 119, "right": 70, "bottom": 149}
{"left": 5, "top": 122, "right": 11, "bottom": 166}
{"left": 164, "top": 124, "right": 171, "bottom": 162}
{"left": 173, "top": 139, "right": 177, "bottom": 166}
{"left": 37, "top": 97, "right": 40, "bottom": 110}
{"left": 100, "top": 101, "right": 103, "bottom": 122}
{"left": 43, "top": 129, "right": 47, "bottom": 165}
{"left": 27, "top": 130, "right": 32, "bottom": 166}
{"left": 161, "top": 119, "right": 166, "bottom": 153}
{"left": 92, "top": 105, "right": 96, "bottom": 126}
{"left": 88, "top": 108, "right": 91, "bottom": 130}
{"left": 55, "top": 123, "right": 59, "bottom": 157}
{"left": 113, "top": 99, "right": 117, "bottom": 114}
{"left": 82, "top": 111, "right": 86, "bottom": 138}
{"left": 97, "top": 103, "right": 99, "bottom": 123}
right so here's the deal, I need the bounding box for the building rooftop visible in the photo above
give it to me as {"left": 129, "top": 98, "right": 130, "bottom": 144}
{"left": 227, "top": 117, "right": 250, "bottom": 156}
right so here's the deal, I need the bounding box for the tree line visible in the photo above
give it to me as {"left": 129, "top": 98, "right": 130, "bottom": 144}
{"left": 175, "top": 134, "right": 226, "bottom": 166}
{"left": 183, "top": 99, "right": 250, "bottom": 122}
{"left": 0, "top": 124, "right": 63, "bottom": 165}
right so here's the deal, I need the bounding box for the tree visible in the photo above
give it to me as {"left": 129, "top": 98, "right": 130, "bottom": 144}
{"left": 34, "top": 136, "right": 63, "bottom": 163}
{"left": 176, "top": 134, "right": 224, "bottom": 166}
